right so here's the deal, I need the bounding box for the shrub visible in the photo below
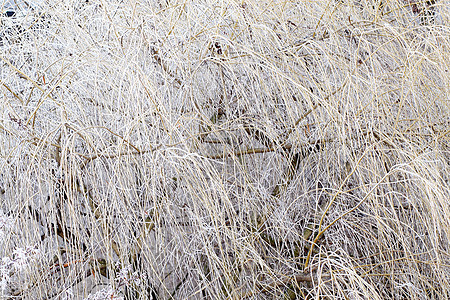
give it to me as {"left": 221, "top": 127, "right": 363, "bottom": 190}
{"left": 1, "top": 0, "right": 449, "bottom": 299}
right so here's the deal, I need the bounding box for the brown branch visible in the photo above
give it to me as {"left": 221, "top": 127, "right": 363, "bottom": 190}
{"left": 206, "top": 146, "right": 277, "bottom": 160}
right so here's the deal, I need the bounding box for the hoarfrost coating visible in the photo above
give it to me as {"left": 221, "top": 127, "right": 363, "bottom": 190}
{"left": 1, "top": 0, "right": 44, "bottom": 11}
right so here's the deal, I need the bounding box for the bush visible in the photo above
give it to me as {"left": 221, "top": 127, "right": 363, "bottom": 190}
{"left": 1, "top": 0, "right": 449, "bottom": 299}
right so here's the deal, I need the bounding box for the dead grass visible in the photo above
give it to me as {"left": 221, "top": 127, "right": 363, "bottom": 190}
{"left": 0, "top": 0, "right": 449, "bottom": 299}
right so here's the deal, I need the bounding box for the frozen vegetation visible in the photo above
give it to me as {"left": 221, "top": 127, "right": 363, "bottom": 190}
{"left": 0, "top": 0, "right": 449, "bottom": 299}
